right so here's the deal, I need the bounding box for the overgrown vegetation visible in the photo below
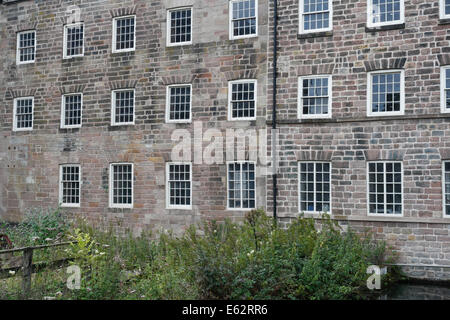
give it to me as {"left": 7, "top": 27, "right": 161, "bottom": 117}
{"left": 0, "top": 208, "right": 397, "bottom": 300}
{"left": 0, "top": 207, "right": 68, "bottom": 247}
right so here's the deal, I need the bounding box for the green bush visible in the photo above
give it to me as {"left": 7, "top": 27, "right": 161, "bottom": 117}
{"left": 1, "top": 208, "right": 395, "bottom": 300}
{"left": 0, "top": 207, "right": 68, "bottom": 247}
{"left": 23, "top": 207, "right": 67, "bottom": 244}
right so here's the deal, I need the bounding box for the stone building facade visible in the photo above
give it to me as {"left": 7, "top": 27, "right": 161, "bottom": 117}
{"left": 0, "top": 0, "right": 269, "bottom": 233}
{"left": 268, "top": 0, "right": 450, "bottom": 279}
{"left": 1, "top": 0, "right": 450, "bottom": 280}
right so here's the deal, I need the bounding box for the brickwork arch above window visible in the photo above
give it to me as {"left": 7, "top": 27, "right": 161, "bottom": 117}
{"left": 108, "top": 80, "right": 138, "bottom": 90}
{"left": 14, "top": 21, "right": 37, "bottom": 33}
{"left": 59, "top": 84, "right": 86, "bottom": 95}
{"left": 364, "top": 58, "right": 406, "bottom": 72}
{"left": 161, "top": 74, "right": 195, "bottom": 86}
{"left": 224, "top": 69, "right": 258, "bottom": 82}
{"left": 109, "top": 6, "right": 137, "bottom": 18}
{"left": 364, "top": 150, "right": 405, "bottom": 161}
{"left": 296, "top": 64, "right": 335, "bottom": 76}
{"left": 6, "top": 88, "right": 36, "bottom": 100}
{"left": 295, "top": 150, "right": 334, "bottom": 161}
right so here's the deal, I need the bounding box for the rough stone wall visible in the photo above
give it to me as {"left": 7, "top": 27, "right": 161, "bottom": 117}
{"left": 1, "top": 0, "right": 450, "bottom": 280}
{"left": 0, "top": 0, "right": 269, "bottom": 235}
{"left": 267, "top": 0, "right": 450, "bottom": 279}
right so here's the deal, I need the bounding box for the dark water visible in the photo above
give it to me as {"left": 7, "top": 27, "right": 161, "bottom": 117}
{"left": 380, "top": 283, "right": 450, "bottom": 300}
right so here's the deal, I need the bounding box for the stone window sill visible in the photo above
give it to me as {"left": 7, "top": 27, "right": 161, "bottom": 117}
{"left": 438, "top": 18, "right": 450, "bottom": 25}
{"left": 297, "top": 31, "right": 333, "bottom": 39}
{"left": 365, "top": 23, "right": 405, "bottom": 33}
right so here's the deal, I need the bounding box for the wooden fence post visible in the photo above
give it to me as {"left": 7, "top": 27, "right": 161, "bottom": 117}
{"left": 21, "top": 248, "right": 33, "bottom": 298}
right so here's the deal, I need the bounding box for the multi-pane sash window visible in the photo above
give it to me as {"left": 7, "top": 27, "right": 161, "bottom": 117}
{"left": 441, "top": 66, "right": 450, "bottom": 113}
{"left": 61, "top": 94, "right": 82, "bottom": 128}
{"left": 367, "top": 0, "right": 404, "bottom": 27}
{"left": 299, "top": 162, "right": 331, "bottom": 213}
{"left": 299, "top": 0, "right": 332, "bottom": 33}
{"left": 230, "top": 0, "right": 257, "bottom": 39}
{"left": 64, "top": 23, "right": 84, "bottom": 58}
{"left": 111, "top": 89, "right": 135, "bottom": 125}
{"left": 109, "top": 163, "right": 133, "bottom": 208}
{"left": 298, "top": 75, "right": 332, "bottom": 118}
{"left": 112, "top": 16, "right": 135, "bottom": 52}
{"left": 368, "top": 162, "right": 402, "bottom": 215}
{"left": 13, "top": 97, "right": 34, "bottom": 131}
{"left": 167, "top": 163, "right": 192, "bottom": 209}
{"left": 367, "top": 70, "right": 404, "bottom": 116}
{"left": 441, "top": 0, "right": 450, "bottom": 19}
{"left": 16, "top": 30, "right": 36, "bottom": 64}
{"left": 227, "top": 162, "right": 256, "bottom": 209}
{"left": 167, "top": 7, "right": 192, "bottom": 46}
{"left": 443, "top": 161, "right": 450, "bottom": 217}
{"left": 166, "top": 85, "right": 192, "bottom": 122}
{"left": 229, "top": 80, "right": 257, "bottom": 120}
{"left": 59, "top": 165, "right": 81, "bottom": 207}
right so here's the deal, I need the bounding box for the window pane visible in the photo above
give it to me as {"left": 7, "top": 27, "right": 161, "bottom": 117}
{"left": 112, "top": 164, "right": 133, "bottom": 205}
{"left": 303, "top": 0, "right": 330, "bottom": 31}
{"left": 168, "top": 164, "right": 192, "bottom": 207}
{"left": 371, "top": 72, "right": 402, "bottom": 114}
{"left": 299, "top": 162, "right": 331, "bottom": 213}
{"left": 371, "top": 0, "right": 402, "bottom": 24}
{"left": 169, "top": 86, "right": 191, "bottom": 121}
{"left": 61, "top": 165, "right": 80, "bottom": 205}
{"left": 228, "top": 162, "right": 255, "bottom": 209}
{"left": 63, "top": 94, "right": 82, "bottom": 126}
{"left": 18, "top": 31, "right": 35, "bottom": 62}
{"left": 232, "top": 0, "right": 257, "bottom": 37}
{"left": 368, "top": 162, "right": 402, "bottom": 215}
{"left": 301, "top": 76, "right": 330, "bottom": 116}
{"left": 65, "top": 24, "right": 84, "bottom": 57}
{"left": 15, "top": 98, "right": 33, "bottom": 129}
{"left": 114, "top": 90, "right": 134, "bottom": 124}
{"left": 115, "top": 17, "right": 135, "bottom": 50}
{"left": 444, "top": 162, "right": 450, "bottom": 216}
{"left": 170, "top": 8, "right": 192, "bottom": 44}
{"left": 230, "top": 81, "right": 256, "bottom": 119}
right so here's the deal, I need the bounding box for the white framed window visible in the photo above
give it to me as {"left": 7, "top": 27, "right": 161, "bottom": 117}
{"left": 229, "top": 0, "right": 258, "bottom": 40}
{"left": 440, "top": 0, "right": 450, "bottom": 19}
{"left": 298, "top": 75, "right": 332, "bottom": 119}
{"left": 367, "top": 70, "right": 404, "bottom": 116}
{"left": 227, "top": 161, "right": 256, "bottom": 210}
{"left": 112, "top": 15, "right": 136, "bottom": 53}
{"left": 16, "top": 30, "right": 36, "bottom": 65}
{"left": 443, "top": 161, "right": 450, "bottom": 218}
{"left": 299, "top": 0, "right": 333, "bottom": 34}
{"left": 367, "top": 0, "right": 404, "bottom": 28}
{"left": 298, "top": 162, "right": 331, "bottom": 214}
{"left": 228, "top": 79, "right": 257, "bottom": 120}
{"left": 59, "top": 164, "right": 81, "bottom": 207}
{"left": 367, "top": 161, "right": 403, "bottom": 216}
{"left": 167, "top": 7, "right": 192, "bottom": 46}
{"left": 166, "top": 162, "right": 192, "bottom": 209}
{"left": 441, "top": 66, "right": 450, "bottom": 113}
{"left": 61, "top": 93, "right": 82, "bottom": 128}
{"left": 13, "top": 97, "right": 34, "bottom": 132}
{"left": 111, "top": 89, "right": 135, "bottom": 126}
{"left": 109, "top": 163, "right": 133, "bottom": 208}
{"left": 166, "top": 84, "right": 192, "bottom": 123}
{"left": 63, "top": 23, "right": 84, "bottom": 59}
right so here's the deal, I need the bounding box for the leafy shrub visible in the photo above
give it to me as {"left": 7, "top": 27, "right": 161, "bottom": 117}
{"left": 23, "top": 207, "right": 67, "bottom": 244}
{"left": 1, "top": 208, "right": 395, "bottom": 300}
{"left": 0, "top": 207, "right": 68, "bottom": 246}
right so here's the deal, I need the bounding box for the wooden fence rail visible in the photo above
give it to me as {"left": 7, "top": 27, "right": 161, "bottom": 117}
{"left": 0, "top": 241, "right": 75, "bottom": 298}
